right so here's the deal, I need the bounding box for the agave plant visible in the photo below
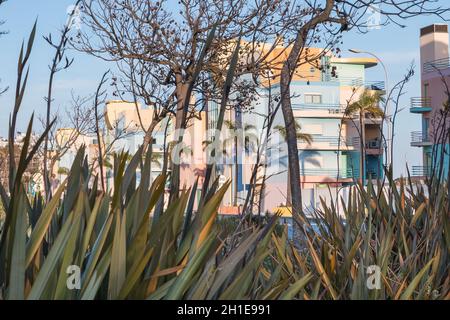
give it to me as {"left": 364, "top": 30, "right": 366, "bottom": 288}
{"left": 0, "top": 141, "right": 317, "bottom": 300}
{"left": 279, "top": 176, "right": 450, "bottom": 300}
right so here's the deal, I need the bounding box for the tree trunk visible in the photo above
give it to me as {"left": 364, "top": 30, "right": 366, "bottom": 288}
{"left": 234, "top": 135, "right": 238, "bottom": 206}
{"left": 447, "top": 128, "right": 450, "bottom": 214}
{"left": 277, "top": 0, "right": 336, "bottom": 222}
{"left": 169, "top": 78, "right": 189, "bottom": 201}
{"left": 280, "top": 41, "right": 304, "bottom": 219}
{"left": 231, "top": 108, "right": 242, "bottom": 207}
{"left": 286, "top": 166, "right": 292, "bottom": 206}
{"left": 360, "top": 111, "right": 366, "bottom": 184}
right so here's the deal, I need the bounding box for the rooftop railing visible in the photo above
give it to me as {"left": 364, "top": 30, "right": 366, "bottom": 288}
{"left": 423, "top": 57, "right": 450, "bottom": 73}
{"left": 365, "top": 81, "right": 385, "bottom": 91}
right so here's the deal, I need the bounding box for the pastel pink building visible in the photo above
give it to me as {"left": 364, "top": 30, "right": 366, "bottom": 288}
{"left": 411, "top": 24, "right": 450, "bottom": 178}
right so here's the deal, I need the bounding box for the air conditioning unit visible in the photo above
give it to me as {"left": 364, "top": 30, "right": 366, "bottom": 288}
{"left": 367, "top": 140, "right": 380, "bottom": 149}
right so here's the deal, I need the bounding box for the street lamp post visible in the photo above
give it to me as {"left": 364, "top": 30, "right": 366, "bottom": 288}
{"left": 349, "top": 49, "right": 392, "bottom": 175}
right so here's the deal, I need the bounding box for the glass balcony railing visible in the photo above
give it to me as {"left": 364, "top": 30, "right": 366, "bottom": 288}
{"left": 423, "top": 57, "right": 450, "bottom": 73}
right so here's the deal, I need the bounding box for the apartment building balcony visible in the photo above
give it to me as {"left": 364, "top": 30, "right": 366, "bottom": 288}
{"left": 352, "top": 115, "right": 383, "bottom": 125}
{"left": 365, "top": 81, "right": 385, "bottom": 91}
{"left": 323, "top": 75, "right": 385, "bottom": 91}
{"left": 410, "top": 97, "right": 432, "bottom": 113}
{"left": 298, "top": 136, "right": 357, "bottom": 151}
{"left": 423, "top": 57, "right": 450, "bottom": 74}
{"left": 411, "top": 166, "right": 431, "bottom": 177}
{"left": 292, "top": 103, "right": 384, "bottom": 120}
{"left": 335, "top": 76, "right": 364, "bottom": 87}
{"left": 300, "top": 168, "right": 359, "bottom": 179}
{"left": 365, "top": 139, "right": 384, "bottom": 155}
{"left": 411, "top": 131, "right": 432, "bottom": 147}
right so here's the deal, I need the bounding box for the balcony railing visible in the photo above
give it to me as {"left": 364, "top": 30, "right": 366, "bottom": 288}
{"left": 299, "top": 136, "right": 357, "bottom": 149}
{"left": 410, "top": 97, "right": 432, "bottom": 113}
{"left": 411, "top": 166, "right": 431, "bottom": 177}
{"left": 423, "top": 57, "right": 450, "bottom": 73}
{"left": 365, "top": 81, "right": 385, "bottom": 91}
{"left": 292, "top": 103, "right": 347, "bottom": 114}
{"left": 301, "top": 137, "right": 384, "bottom": 150}
{"left": 300, "top": 168, "right": 359, "bottom": 179}
{"left": 323, "top": 75, "right": 385, "bottom": 91}
{"left": 411, "top": 131, "right": 431, "bottom": 145}
{"left": 325, "top": 76, "right": 364, "bottom": 87}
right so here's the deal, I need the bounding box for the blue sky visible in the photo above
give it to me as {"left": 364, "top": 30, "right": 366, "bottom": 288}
{"left": 0, "top": 0, "right": 449, "bottom": 177}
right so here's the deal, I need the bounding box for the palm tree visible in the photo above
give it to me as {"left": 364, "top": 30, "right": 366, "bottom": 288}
{"left": 345, "top": 89, "right": 384, "bottom": 183}
{"left": 223, "top": 120, "right": 258, "bottom": 206}
{"left": 203, "top": 121, "right": 258, "bottom": 206}
{"left": 274, "top": 121, "right": 312, "bottom": 206}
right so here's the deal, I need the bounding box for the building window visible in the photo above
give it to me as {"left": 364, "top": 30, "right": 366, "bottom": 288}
{"left": 305, "top": 94, "right": 322, "bottom": 104}
{"left": 423, "top": 118, "right": 429, "bottom": 134}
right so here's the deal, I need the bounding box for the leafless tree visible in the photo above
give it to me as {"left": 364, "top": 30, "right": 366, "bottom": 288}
{"left": 92, "top": 70, "right": 109, "bottom": 191}
{"left": 426, "top": 70, "right": 450, "bottom": 194}
{"left": 38, "top": 92, "right": 97, "bottom": 183}
{"left": 74, "top": 0, "right": 305, "bottom": 198}
{"left": 387, "top": 64, "right": 415, "bottom": 174}
{"left": 42, "top": 0, "right": 82, "bottom": 199}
